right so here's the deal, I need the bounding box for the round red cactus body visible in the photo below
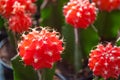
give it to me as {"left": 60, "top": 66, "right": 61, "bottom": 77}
{"left": 88, "top": 43, "right": 120, "bottom": 79}
{"left": 18, "top": 27, "right": 64, "bottom": 70}
{"left": 63, "top": 0, "right": 97, "bottom": 28}
{"left": 0, "top": 0, "right": 36, "bottom": 33}
{"left": 0, "top": 0, "right": 36, "bottom": 18}
{"left": 8, "top": 12, "right": 32, "bottom": 33}
{"left": 93, "top": 0, "right": 120, "bottom": 12}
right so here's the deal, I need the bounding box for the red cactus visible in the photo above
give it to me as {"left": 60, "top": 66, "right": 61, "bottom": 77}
{"left": 18, "top": 27, "right": 64, "bottom": 70}
{"left": 88, "top": 43, "right": 120, "bottom": 79}
{"left": 0, "top": 0, "right": 36, "bottom": 18}
{"left": 63, "top": 0, "right": 97, "bottom": 28}
{"left": 0, "top": 0, "right": 36, "bottom": 33}
{"left": 8, "top": 11, "right": 32, "bottom": 33}
{"left": 93, "top": 0, "right": 120, "bottom": 12}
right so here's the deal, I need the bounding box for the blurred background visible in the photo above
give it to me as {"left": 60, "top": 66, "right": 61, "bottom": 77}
{"left": 1, "top": 0, "right": 120, "bottom": 80}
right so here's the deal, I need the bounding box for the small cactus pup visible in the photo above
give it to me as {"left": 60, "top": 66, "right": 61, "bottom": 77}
{"left": 8, "top": 11, "right": 32, "bottom": 33}
{"left": 93, "top": 0, "right": 120, "bottom": 12}
{"left": 88, "top": 43, "right": 120, "bottom": 80}
{"left": 0, "top": 0, "right": 36, "bottom": 18}
{"left": 18, "top": 27, "right": 64, "bottom": 70}
{"left": 63, "top": 0, "right": 97, "bottom": 28}
{"left": 0, "top": 0, "right": 36, "bottom": 33}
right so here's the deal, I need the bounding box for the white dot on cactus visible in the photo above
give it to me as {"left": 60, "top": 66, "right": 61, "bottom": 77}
{"left": 46, "top": 31, "right": 49, "bottom": 34}
{"left": 56, "top": 35, "right": 60, "bottom": 38}
{"left": 104, "top": 62, "right": 108, "bottom": 66}
{"left": 24, "top": 37, "right": 28, "bottom": 40}
{"left": 59, "top": 48, "right": 64, "bottom": 54}
{"left": 102, "top": 53, "right": 104, "bottom": 56}
{"left": 86, "top": 12, "right": 90, "bottom": 16}
{"left": 63, "top": 5, "right": 67, "bottom": 9}
{"left": 25, "top": 46, "right": 29, "bottom": 50}
{"left": 83, "top": 6, "right": 87, "bottom": 9}
{"left": 34, "top": 58, "right": 38, "bottom": 63}
{"left": 18, "top": 43, "right": 21, "bottom": 47}
{"left": 32, "top": 28, "right": 36, "bottom": 32}
{"left": 22, "top": 57, "right": 24, "bottom": 60}
{"left": 91, "top": 3, "right": 95, "bottom": 6}
{"left": 79, "top": 8, "right": 83, "bottom": 11}
{"left": 71, "top": 6, "right": 76, "bottom": 9}
{"left": 67, "top": 2, "right": 71, "bottom": 5}
{"left": 47, "top": 51, "right": 53, "bottom": 56}
{"left": 22, "top": 34, "right": 26, "bottom": 38}
{"left": 29, "top": 32, "right": 32, "bottom": 34}
{"left": 93, "top": 67, "right": 96, "bottom": 72}
{"left": 38, "top": 38, "right": 42, "bottom": 41}
{"left": 104, "top": 71, "right": 108, "bottom": 75}
{"left": 103, "top": 48, "right": 106, "bottom": 52}
{"left": 32, "top": 39, "right": 36, "bottom": 42}
{"left": 117, "top": 57, "right": 120, "bottom": 59}
{"left": 109, "top": 53, "right": 112, "bottom": 56}
{"left": 36, "top": 45, "right": 40, "bottom": 50}
{"left": 52, "top": 31, "right": 56, "bottom": 34}
{"left": 76, "top": 12, "right": 81, "bottom": 17}
{"left": 44, "top": 37, "right": 48, "bottom": 40}
{"left": 39, "top": 32, "right": 43, "bottom": 35}
{"left": 26, "top": 0, "right": 31, "bottom": 3}
{"left": 59, "top": 51, "right": 63, "bottom": 54}
{"left": 100, "top": 57, "right": 104, "bottom": 59}
{"left": 89, "top": 5, "right": 93, "bottom": 9}
{"left": 111, "top": 50, "right": 117, "bottom": 53}
{"left": 66, "top": 10, "right": 72, "bottom": 18}
{"left": 110, "top": 56, "right": 115, "bottom": 61}
{"left": 52, "top": 42, "right": 58, "bottom": 45}
{"left": 43, "top": 41, "right": 47, "bottom": 44}
{"left": 89, "top": 58, "right": 92, "bottom": 61}
{"left": 109, "top": 0, "right": 113, "bottom": 2}
{"left": 73, "top": 1, "right": 77, "bottom": 4}
{"left": 93, "top": 55, "right": 97, "bottom": 57}
{"left": 96, "top": 48, "right": 100, "bottom": 51}
{"left": 95, "top": 62, "right": 99, "bottom": 66}
{"left": 35, "top": 31, "right": 39, "bottom": 33}
{"left": 105, "top": 53, "right": 109, "bottom": 57}
{"left": 90, "top": 50, "right": 94, "bottom": 53}
{"left": 50, "top": 35, "right": 54, "bottom": 37}
{"left": 97, "top": 1, "right": 101, "bottom": 5}
{"left": 115, "top": 65, "right": 119, "bottom": 70}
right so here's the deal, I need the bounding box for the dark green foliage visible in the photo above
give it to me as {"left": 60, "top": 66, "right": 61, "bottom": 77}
{"left": 1, "top": 0, "right": 120, "bottom": 80}
{"left": 0, "top": 17, "right": 4, "bottom": 29}
{"left": 11, "top": 56, "right": 38, "bottom": 80}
